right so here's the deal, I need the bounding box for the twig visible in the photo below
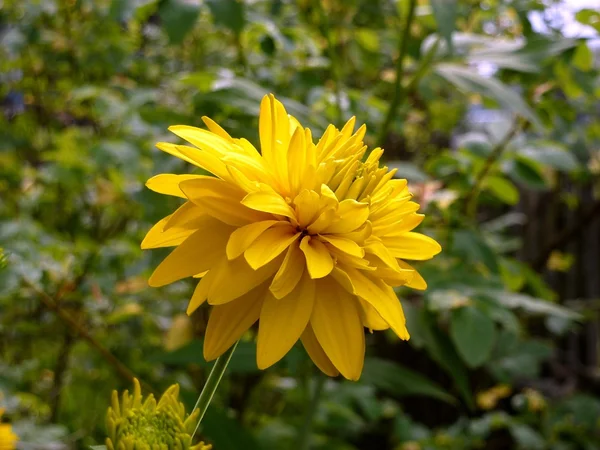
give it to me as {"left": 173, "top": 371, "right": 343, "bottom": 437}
{"left": 24, "top": 278, "right": 156, "bottom": 395}
{"left": 296, "top": 375, "right": 325, "bottom": 450}
{"left": 463, "top": 119, "right": 522, "bottom": 218}
{"left": 376, "top": 0, "right": 417, "bottom": 147}
{"left": 532, "top": 199, "right": 600, "bottom": 270}
{"left": 49, "top": 331, "right": 75, "bottom": 422}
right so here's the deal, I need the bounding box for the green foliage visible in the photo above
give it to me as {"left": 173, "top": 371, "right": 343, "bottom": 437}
{"left": 1, "top": 0, "right": 599, "bottom": 449}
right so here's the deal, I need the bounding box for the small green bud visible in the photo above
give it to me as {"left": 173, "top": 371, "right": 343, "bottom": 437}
{"left": 106, "top": 379, "right": 211, "bottom": 450}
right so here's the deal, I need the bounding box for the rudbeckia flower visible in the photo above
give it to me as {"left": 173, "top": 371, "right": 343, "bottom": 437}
{"left": 143, "top": 94, "right": 441, "bottom": 380}
{"left": 0, "top": 409, "right": 18, "bottom": 450}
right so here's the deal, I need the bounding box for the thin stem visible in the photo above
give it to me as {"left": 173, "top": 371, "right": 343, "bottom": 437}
{"left": 191, "top": 341, "right": 238, "bottom": 437}
{"left": 296, "top": 375, "right": 326, "bottom": 450}
{"left": 377, "top": 0, "right": 417, "bottom": 147}
{"left": 463, "top": 119, "right": 522, "bottom": 218}
{"left": 317, "top": 2, "right": 343, "bottom": 125}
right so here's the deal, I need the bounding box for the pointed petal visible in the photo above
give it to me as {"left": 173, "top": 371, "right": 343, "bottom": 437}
{"left": 203, "top": 284, "right": 266, "bottom": 360}
{"left": 300, "top": 236, "right": 334, "bottom": 279}
{"left": 245, "top": 225, "right": 300, "bottom": 269}
{"left": 187, "top": 277, "right": 211, "bottom": 315}
{"left": 257, "top": 273, "right": 315, "bottom": 369}
{"left": 148, "top": 216, "right": 233, "bottom": 287}
{"left": 301, "top": 324, "right": 339, "bottom": 377}
{"left": 325, "top": 199, "right": 369, "bottom": 234}
{"left": 201, "top": 116, "right": 234, "bottom": 141}
{"left": 180, "top": 177, "right": 269, "bottom": 226}
{"left": 141, "top": 215, "right": 195, "bottom": 249}
{"left": 320, "top": 235, "right": 364, "bottom": 258}
{"left": 206, "top": 255, "right": 281, "bottom": 305}
{"left": 241, "top": 189, "right": 297, "bottom": 220}
{"left": 269, "top": 240, "right": 305, "bottom": 299}
{"left": 359, "top": 298, "right": 389, "bottom": 330}
{"left": 397, "top": 260, "right": 427, "bottom": 290}
{"left": 341, "top": 267, "right": 410, "bottom": 340}
{"left": 226, "top": 220, "right": 279, "bottom": 260}
{"left": 311, "top": 277, "right": 365, "bottom": 380}
{"left": 156, "top": 142, "right": 228, "bottom": 179}
{"left": 164, "top": 201, "right": 205, "bottom": 231}
{"left": 382, "top": 232, "right": 442, "bottom": 260}
{"left": 146, "top": 174, "right": 203, "bottom": 198}
{"left": 294, "top": 189, "right": 321, "bottom": 228}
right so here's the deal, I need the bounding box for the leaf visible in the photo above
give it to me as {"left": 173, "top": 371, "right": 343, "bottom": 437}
{"left": 484, "top": 175, "right": 519, "bottom": 205}
{"left": 520, "top": 143, "right": 579, "bottom": 172}
{"left": 386, "top": 162, "right": 430, "bottom": 182}
{"left": 430, "top": 0, "right": 457, "bottom": 53}
{"left": 361, "top": 357, "right": 456, "bottom": 405}
{"left": 573, "top": 42, "right": 593, "bottom": 72}
{"left": 484, "top": 290, "right": 581, "bottom": 321}
{"left": 450, "top": 306, "right": 496, "bottom": 368}
{"left": 451, "top": 230, "right": 500, "bottom": 274}
{"left": 510, "top": 424, "right": 545, "bottom": 450}
{"left": 504, "top": 158, "right": 546, "bottom": 190}
{"left": 158, "top": 0, "right": 200, "bottom": 44}
{"left": 206, "top": 0, "right": 246, "bottom": 34}
{"left": 575, "top": 9, "right": 600, "bottom": 32}
{"left": 202, "top": 407, "right": 263, "bottom": 450}
{"left": 417, "top": 308, "right": 474, "bottom": 409}
{"left": 435, "top": 63, "right": 544, "bottom": 130}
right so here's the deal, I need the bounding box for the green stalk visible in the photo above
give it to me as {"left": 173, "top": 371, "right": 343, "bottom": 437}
{"left": 191, "top": 341, "right": 238, "bottom": 437}
{"left": 296, "top": 375, "right": 326, "bottom": 450}
{"left": 377, "top": 0, "right": 417, "bottom": 147}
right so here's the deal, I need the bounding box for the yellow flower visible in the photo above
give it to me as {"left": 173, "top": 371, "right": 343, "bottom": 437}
{"left": 0, "top": 409, "right": 18, "bottom": 450}
{"left": 106, "top": 379, "right": 211, "bottom": 450}
{"left": 143, "top": 94, "right": 441, "bottom": 380}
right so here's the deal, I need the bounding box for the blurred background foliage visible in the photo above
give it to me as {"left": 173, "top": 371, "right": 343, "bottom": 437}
{"left": 1, "top": 0, "right": 600, "bottom": 449}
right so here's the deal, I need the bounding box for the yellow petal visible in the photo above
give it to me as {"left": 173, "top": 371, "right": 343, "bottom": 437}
{"left": 320, "top": 235, "right": 364, "bottom": 258}
{"left": 259, "top": 94, "right": 290, "bottom": 187}
{"left": 311, "top": 277, "right": 365, "bottom": 380}
{"left": 187, "top": 277, "right": 211, "bottom": 315}
{"left": 156, "top": 142, "right": 228, "bottom": 179}
{"left": 257, "top": 273, "right": 316, "bottom": 369}
{"left": 325, "top": 199, "right": 369, "bottom": 234}
{"left": 306, "top": 207, "right": 336, "bottom": 234}
{"left": 169, "top": 125, "right": 232, "bottom": 156}
{"left": 301, "top": 324, "right": 339, "bottom": 377}
{"left": 294, "top": 189, "right": 321, "bottom": 228}
{"left": 204, "top": 284, "right": 266, "bottom": 360}
{"left": 382, "top": 232, "right": 442, "bottom": 260}
{"left": 241, "top": 189, "right": 297, "bottom": 220}
{"left": 245, "top": 225, "right": 300, "bottom": 269}
{"left": 141, "top": 215, "right": 195, "bottom": 249}
{"left": 287, "top": 127, "right": 307, "bottom": 197}
{"left": 206, "top": 255, "right": 281, "bottom": 305}
{"left": 269, "top": 240, "right": 305, "bottom": 299}
{"left": 180, "top": 177, "right": 269, "bottom": 226}
{"left": 226, "top": 220, "right": 279, "bottom": 260}
{"left": 359, "top": 298, "right": 389, "bottom": 331}
{"left": 148, "top": 216, "right": 233, "bottom": 287}
{"left": 164, "top": 201, "right": 205, "bottom": 231}
{"left": 201, "top": 116, "right": 234, "bottom": 141}
{"left": 146, "top": 174, "right": 203, "bottom": 198}
{"left": 300, "top": 236, "right": 334, "bottom": 279}
{"left": 397, "top": 260, "right": 427, "bottom": 290}
{"left": 364, "top": 238, "right": 401, "bottom": 271}
{"left": 341, "top": 267, "right": 410, "bottom": 340}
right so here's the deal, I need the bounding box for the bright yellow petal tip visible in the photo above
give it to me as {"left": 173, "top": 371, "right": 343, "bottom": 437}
{"left": 142, "top": 94, "right": 441, "bottom": 380}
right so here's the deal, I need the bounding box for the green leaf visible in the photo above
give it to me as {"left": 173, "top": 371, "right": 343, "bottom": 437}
{"left": 505, "top": 158, "right": 547, "bottom": 190}
{"left": 417, "top": 308, "right": 474, "bottom": 409}
{"left": 510, "top": 424, "right": 545, "bottom": 450}
{"left": 484, "top": 176, "right": 519, "bottom": 205}
{"left": 203, "top": 407, "right": 263, "bottom": 450}
{"left": 451, "top": 230, "right": 500, "bottom": 274}
{"left": 450, "top": 306, "right": 496, "bottom": 368}
{"left": 207, "top": 0, "right": 246, "bottom": 34}
{"left": 575, "top": 9, "right": 600, "bottom": 32}
{"left": 158, "top": 0, "right": 200, "bottom": 44}
{"left": 362, "top": 357, "right": 456, "bottom": 405}
{"left": 520, "top": 143, "right": 580, "bottom": 172}
{"left": 386, "top": 162, "right": 430, "bottom": 182}
{"left": 430, "top": 0, "right": 457, "bottom": 53}
{"left": 573, "top": 42, "right": 593, "bottom": 72}
{"left": 435, "top": 63, "right": 544, "bottom": 130}
{"left": 484, "top": 290, "right": 581, "bottom": 321}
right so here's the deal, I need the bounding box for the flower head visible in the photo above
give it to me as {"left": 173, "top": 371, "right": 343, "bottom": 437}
{"left": 143, "top": 94, "right": 441, "bottom": 380}
{"left": 0, "top": 409, "right": 18, "bottom": 450}
{"left": 106, "top": 379, "right": 211, "bottom": 450}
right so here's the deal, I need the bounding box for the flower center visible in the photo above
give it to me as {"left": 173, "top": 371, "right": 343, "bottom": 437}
{"left": 119, "top": 409, "right": 180, "bottom": 445}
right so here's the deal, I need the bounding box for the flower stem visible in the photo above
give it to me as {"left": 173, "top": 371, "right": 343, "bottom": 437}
{"left": 191, "top": 341, "right": 238, "bottom": 437}
{"left": 296, "top": 375, "right": 326, "bottom": 450}
{"left": 377, "top": 0, "right": 417, "bottom": 147}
